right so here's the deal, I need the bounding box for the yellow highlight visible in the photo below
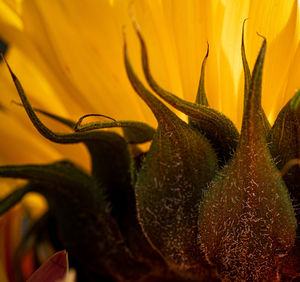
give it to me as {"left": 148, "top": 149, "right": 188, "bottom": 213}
{"left": 0, "top": 1, "right": 23, "bottom": 30}
{"left": 23, "top": 193, "right": 48, "bottom": 219}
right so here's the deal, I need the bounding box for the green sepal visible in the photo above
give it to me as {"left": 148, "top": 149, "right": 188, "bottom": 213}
{"left": 0, "top": 184, "right": 31, "bottom": 215}
{"left": 8, "top": 80, "right": 154, "bottom": 249}
{"left": 133, "top": 25, "right": 239, "bottom": 166}
{"left": 15, "top": 101, "right": 155, "bottom": 145}
{"left": 198, "top": 38, "right": 296, "bottom": 281}
{"left": 124, "top": 34, "right": 218, "bottom": 273}
{"left": 8, "top": 69, "right": 154, "bottom": 145}
{"left": 5, "top": 58, "right": 160, "bottom": 272}
{"left": 241, "top": 20, "right": 251, "bottom": 100}
{"left": 241, "top": 24, "right": 270, "bottom": 135}
{"left": 0, "top": 160, "right": 105, "bottom": 207}
{"left": 0, "top": 161, "right": 151, "bottom": 280}
{"left": 6, "top": 65, "right": 135, "bottom": 215}
{"left": 13, "top": 105, "right": 133, "bottom": 190}
{"left": 16, "top": 103, "right": 150, "bottom": 186}
{"left": 268, "top": 90, "right": 300, "bottom": 232}
{"left": 10, "top": 102, "right": 159, "bottom": 266}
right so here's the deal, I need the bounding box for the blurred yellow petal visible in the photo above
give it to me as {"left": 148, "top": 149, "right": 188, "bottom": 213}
{"left": 22, "top": 193, "right": 47, "bottom": 219}
{"left": 183, "top": 0, "right": 236, "bottom": 124}
{"left": 161, "top": 0, "right": 208, "bottom": 100}
{"left": 0, "top": 205, "right": 23, "bottom": 281}
{"left": 0, "top": 264, "right": 8, "bottom": 282}
{"left": 0, "top": 112, "right": 61, "bottom": 164}
{"left": 221, "top": 0, "right": 250, "bottom": 87}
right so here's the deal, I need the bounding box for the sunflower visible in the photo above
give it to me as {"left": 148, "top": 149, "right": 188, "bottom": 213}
{"left": 0, "top": 0, "right": 299, "bottom": 281}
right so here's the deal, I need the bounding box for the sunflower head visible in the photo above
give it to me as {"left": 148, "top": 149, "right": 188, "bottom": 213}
{"left": 0, "top": 4, "right": 300, "bottom": 282}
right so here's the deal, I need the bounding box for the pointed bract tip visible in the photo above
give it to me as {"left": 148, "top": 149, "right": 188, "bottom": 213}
{"left": 122, "top": 25, "right": 126, "bottom": 42}
{"left": 128, "top": 2, "right": 140, "bottom": 33}
{"left": 242, "top": 18, "right": 248, "bottom": 28}
{"left": 205, "top": 42, "right": 209, "bottom": 58}
{"left": 242, "top": 19, "right": 248, "bottom": 44}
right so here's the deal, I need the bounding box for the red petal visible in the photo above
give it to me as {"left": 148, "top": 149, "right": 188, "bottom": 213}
{"left": 26, "top": 251, "right": 68, "bottom": 282}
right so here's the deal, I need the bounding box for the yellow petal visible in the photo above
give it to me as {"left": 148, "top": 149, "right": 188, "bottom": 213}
{"left": 281, "top": 40, "right": 300, "bottom": 107}
{"left": 245, "top": 0, "right": 299, "bottom": 124}
{"left": 161, "top": 0, "right": 208, "bottom": 100}
{"left": 0, "top": 264, "right": 8, "bottom": 282}
{"left": 22, "top": 193, "right": 47, "bottom": 220}
{"left": 19, "top": 0, "right": 155, "bottom": 123}
{"left": 203, "top": 0, "right": 237, "bottom": 123}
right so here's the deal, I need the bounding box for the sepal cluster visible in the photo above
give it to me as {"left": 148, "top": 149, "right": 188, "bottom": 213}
{"left": 0, "top": 27, "right": 299, "bottom": 281}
